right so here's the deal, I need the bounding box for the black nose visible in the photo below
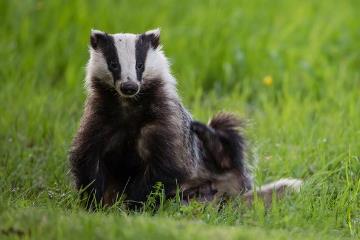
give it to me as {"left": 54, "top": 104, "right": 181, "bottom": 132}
{"left": 119, "top": 81, "right": 139, "bottom": 96}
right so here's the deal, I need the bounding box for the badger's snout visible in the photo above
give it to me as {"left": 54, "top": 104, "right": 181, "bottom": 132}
{"left": 119, "top": 81, "right": 140, "bottom": 97}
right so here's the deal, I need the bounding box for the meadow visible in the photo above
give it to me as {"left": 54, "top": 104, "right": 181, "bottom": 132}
{"left": 0, "top": 0, "right": 359, "bottom": 239}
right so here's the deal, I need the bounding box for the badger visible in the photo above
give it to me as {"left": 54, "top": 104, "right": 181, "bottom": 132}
{"left": 187, "top": 117, "right": 302, "bottom": 205}
{"left": 69, "top": 28, "right": 301, "bottom": 209}
{"left": 181, "top": 113, "right": 252, "bottom": 202}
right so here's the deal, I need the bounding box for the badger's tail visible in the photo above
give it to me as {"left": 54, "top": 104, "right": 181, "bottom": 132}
{"left": 191, "top": 113, "right": 247, "bottom": 171}
{"left": 208, "top": 112, "right": 244, "bottom": 133}
{"left": 242, "top": 178, "right": 303, "bottom": 207}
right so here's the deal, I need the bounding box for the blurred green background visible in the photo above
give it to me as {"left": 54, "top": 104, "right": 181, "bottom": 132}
{"left": 0, "top": 0, "right": 359, "bottom": 239}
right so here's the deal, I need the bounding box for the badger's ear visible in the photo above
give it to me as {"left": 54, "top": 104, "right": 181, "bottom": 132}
{"left": 90, "top": 29, "right": 106, "bottom": 49}
{"left": 145, "top": 28, "right": 160, "bottom": 49}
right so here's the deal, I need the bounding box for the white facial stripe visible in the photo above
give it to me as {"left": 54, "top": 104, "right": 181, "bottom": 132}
{"left": 113, "top": 33, "right": 137, "bottom": 82}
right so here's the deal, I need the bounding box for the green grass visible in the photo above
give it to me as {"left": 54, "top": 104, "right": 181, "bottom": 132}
{"left": 1, "top": 0, "right": 359, "bottom": 239}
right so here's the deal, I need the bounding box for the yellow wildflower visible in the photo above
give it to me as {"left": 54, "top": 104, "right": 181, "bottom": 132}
{"left": 263, "top": 75, "right": 273, "bottom": 86}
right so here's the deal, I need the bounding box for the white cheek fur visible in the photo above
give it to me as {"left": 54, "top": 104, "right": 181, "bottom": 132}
{"left": 143, "top": 48, "right": 168, "bottom": 80}
{"left": 85, "top": 49, "right": 113, "bottom": 88}
{"left": 143, "top": 48, "right": 178, "bottom": 98}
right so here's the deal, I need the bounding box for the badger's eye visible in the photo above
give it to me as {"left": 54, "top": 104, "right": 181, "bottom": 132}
{"left": 109, "top": 61, "right": 118, "bottom": 70}
{"left": 136, "top": 63, "right": 144, "bottom": 70}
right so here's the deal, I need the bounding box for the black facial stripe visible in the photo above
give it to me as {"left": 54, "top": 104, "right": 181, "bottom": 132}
{"left": 96, "top": 34, "right": 121, "bottom": 82}
{"left": 135, "top": 34, "right": 151, "bottom": 81}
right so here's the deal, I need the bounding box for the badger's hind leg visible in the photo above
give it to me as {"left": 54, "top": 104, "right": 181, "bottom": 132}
{"left": 242, "top": 178, "right": 303, "bottom": 207}
{"left": 191, "top": 121, "right": 228, "bottom": 170}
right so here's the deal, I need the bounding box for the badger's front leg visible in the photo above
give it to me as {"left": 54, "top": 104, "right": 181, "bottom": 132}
{"left": 181, "top": 181, "right": 218, "bottom": 203}
{"left": 125, "top": 162, "right": 185, "bottom": 209}
{"left": 69, "top": 143, "right": 106, "bottom": 209}
{"left": 127, "top": 123, "right": 187, "bottom": 207}
{"left": 69, "top": 117, "right": 113, "bottom": 209}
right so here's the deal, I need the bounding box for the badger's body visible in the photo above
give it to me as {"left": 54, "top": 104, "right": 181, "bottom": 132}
{"left": 70, "top": 80, "right": 198, "bottom": 206}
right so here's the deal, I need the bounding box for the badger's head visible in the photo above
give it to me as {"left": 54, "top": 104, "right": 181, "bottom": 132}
{"left": 86, "top": 29, "right": 174, "bottom": 98}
